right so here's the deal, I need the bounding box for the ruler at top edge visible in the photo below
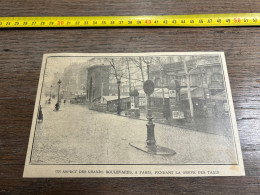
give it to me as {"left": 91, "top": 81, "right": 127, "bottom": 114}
{"left": 0, "top": 13, "right": 260, "bottom": 28}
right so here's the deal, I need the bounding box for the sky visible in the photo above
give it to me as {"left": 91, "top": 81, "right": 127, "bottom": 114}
{"left": 40, "top": 54, "right": 221, "bottom": 98}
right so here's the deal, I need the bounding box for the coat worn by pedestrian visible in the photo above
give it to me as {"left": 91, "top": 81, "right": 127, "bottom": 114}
{"left": 38, "top": 105, "right": 43, "bottom": 122}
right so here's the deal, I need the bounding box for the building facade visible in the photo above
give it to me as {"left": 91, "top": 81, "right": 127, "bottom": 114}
{"left": 86, "top": 65, "right": 110, "bottom": 103}
{"left": 149, "top": 56, "right": 226, "bottom": 118}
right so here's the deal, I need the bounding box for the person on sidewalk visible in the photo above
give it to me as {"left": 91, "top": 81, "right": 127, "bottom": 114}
{"left": 54, "top": 102, "right": 60, "bottom": 111}
{"left": 163, "top": 104, "right": 171, "bottom": 120}
{"left": 38, "top": 105, "right": 43, "bottom": 122}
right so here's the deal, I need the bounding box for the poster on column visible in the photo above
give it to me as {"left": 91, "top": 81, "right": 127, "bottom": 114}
{"left": 23, "top": 52, "right": 245, "bottom": 177}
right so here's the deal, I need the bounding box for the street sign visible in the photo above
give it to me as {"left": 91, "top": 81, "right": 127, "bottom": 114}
{"left": 172, "top": 111, "right": 185, "bottom": 119}
{"left": 143, "top": 80, "right": 155, "bottom": 95}
{"left": 169, "top": 90, "right": 176, "bottom": 98}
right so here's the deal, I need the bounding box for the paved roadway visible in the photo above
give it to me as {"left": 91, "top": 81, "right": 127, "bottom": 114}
{"left": 30, "top": 103, "right": 238, "bottom": 165}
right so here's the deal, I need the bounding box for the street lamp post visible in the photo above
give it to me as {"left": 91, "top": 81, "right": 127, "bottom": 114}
{"left": 129, "top": 59, "right": 176, "bottom": 156}
{"left": 144, "top": 80, "right": 156, "bottom": 146}
{"left": 55, "top": 79, "right": 62, "bottom": 111}
{"left": 57, "top": 79, "right": 62, "bottom": 103}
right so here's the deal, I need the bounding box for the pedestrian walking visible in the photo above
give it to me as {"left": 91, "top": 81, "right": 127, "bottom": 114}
{"left": 54, "top": 102, "right": 60, "bottom": 111}
{"left": 38, "top": 105, "right": 43, "bottom": 122}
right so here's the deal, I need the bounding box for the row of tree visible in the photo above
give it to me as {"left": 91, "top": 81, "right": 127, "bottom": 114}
{"left": 93, "top": 56, "right": 196, "bottom": 117}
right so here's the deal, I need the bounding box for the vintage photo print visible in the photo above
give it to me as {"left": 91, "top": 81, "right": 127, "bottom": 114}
{"left": 23, "top": 52, "right": 245, "bottom": 177}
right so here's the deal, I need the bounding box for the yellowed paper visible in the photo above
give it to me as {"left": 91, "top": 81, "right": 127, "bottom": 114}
{"left": 23, "top": 52, "right": 245, "bottom": 177}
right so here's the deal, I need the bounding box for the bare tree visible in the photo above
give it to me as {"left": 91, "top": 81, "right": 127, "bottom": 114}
{"left": 129, "top": 57, "right": 146, "bottom": 82}
{"left": 179, "top": 56, "right": 194, "bottom": 119}
{"left": 120, "top": 57, "right": 132, "bottom": 95}
{"left": 154, "top": 57, "right": 168, "bottom": 106}
{"left": 105, "top": 57, "right": 127, "bottom": 115}
{"left": 141, "top": 56, "right": 155, "bottom": 80}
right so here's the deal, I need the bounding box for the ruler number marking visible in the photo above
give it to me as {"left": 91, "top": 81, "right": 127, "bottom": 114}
{"left": 1, "top": 14, "right": 259, "bottom": 27}
{"left": 234, "top": 18, "right": 240, "bottom": 23}
{"left": 57, "top": 21, "right": 64, "bottom": 25}
{"left": 145, "top": 20, "right": 151, "bottom": 24}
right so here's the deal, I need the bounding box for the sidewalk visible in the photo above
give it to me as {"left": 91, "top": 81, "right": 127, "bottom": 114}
{"left": 99, "top": 108, "right": 233, "bottom": 137}
{"left": 31, "top": 103, "right": 238, "bottom": 165}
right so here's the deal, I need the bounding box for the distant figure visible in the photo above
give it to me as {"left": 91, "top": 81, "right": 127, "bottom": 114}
{"left": 54, "top": 102, "right": 60, "bottom": 111}
{"left": 64, "top": 99, "right": 66, "bottom": 104}
{"left": 163, "top": 104, "right": 171, "bottom": 120}
{"left": 38, "top": 105, "right": 43, "bottom": 122}
{"left": 124, "top": 104, "right": 128, "bottom": 116}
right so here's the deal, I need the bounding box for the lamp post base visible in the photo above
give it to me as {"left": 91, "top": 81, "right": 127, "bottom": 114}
{"left": 129, "top": 142, "right": 176, "bottom": 156}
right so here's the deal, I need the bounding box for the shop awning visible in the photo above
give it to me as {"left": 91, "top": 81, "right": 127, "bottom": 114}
{"left": 102, "top": 96, "right": 130, "bottom": 102}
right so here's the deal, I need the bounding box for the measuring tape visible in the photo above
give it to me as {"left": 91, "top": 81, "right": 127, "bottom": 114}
{"left": 0, "top": 13, "right": 260, "bottom": 28}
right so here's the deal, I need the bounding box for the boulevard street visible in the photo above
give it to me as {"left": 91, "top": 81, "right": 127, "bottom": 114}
{"left": 31, "top": 103, "right": 237, "bottom": 165}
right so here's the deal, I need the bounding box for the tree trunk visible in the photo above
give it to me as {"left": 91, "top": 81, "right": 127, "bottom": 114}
{"left": 139, "top": 57, "right": 145, "bottom": 82}
{"left": 117, "top": 80, "right": 121, "bottom": 115}
{"left": 58, "top": 84, "right": 60, "bottom": 103}
{"left": 127, "top": 59, "right": 131, "bottom": 95}
{"left": 160, "top": 70, "right": 165, "bottom": 105}
{"left": 101, "top": 82, "right": 104, "bottom": 97}
{"left": 183, "top": 59, "right": 194, "bottom": 118}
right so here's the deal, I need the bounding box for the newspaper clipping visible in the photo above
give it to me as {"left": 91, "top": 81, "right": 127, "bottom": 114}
{"left": 23, "top": 52, "right": 245, "bottom": 177}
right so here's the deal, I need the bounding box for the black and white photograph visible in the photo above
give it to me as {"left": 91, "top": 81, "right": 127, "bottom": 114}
{"left": 23, "top": 52, "right": 244, "bottom": 177}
